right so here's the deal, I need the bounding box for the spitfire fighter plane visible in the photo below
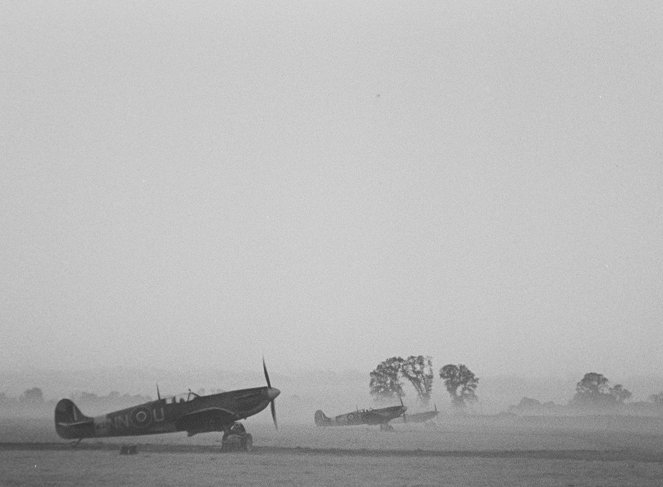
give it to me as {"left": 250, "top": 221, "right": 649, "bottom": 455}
{"left": 314, "top": 403, "right": 406, "bottom": 431}
{"left": 55, "top": 361, "right": 279, "bottom": 451}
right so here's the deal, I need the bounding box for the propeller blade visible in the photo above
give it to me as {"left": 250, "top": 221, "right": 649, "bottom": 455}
{"left": 271, "top": 399, "right": 278, "bottom": 430}
{"left": 263, "top": 358, "right": 278, "bottom": 430}
{"left": 263, "top": 357, "right": 272, "bottom": 388}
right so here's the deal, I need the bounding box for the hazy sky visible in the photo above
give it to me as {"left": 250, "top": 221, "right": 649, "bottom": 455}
{"left": 2, "top": 1, "right": 662, "bottom": 380}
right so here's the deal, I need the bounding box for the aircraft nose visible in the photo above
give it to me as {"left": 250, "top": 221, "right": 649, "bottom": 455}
{"left": 266, "top": 387, "right": 280, "bottom": 401}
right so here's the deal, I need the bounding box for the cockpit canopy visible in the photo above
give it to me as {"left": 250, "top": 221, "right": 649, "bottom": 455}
{"left": 163, "top": 391, "right": 200, "bottom": 404}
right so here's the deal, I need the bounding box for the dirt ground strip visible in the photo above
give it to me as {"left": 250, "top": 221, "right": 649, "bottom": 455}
{"left": 1, "top": 446, "right": 663, "bottom": 487}
{"left": 2, "top": 415, "right": 663, "bottom": 486}
{"left": 1, "top": 441, "right": 663, "bottom": 463}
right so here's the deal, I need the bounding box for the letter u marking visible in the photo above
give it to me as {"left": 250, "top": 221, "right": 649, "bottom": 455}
{"left": 153, "top": 407, "right": 165, "bottom": 422}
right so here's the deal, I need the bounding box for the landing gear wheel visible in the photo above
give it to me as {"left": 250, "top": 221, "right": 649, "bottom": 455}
{"left": 221, "top": 425, "right": 253, "bottom": 453}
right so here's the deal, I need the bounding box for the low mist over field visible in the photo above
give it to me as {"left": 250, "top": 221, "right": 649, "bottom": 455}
{"left": 3, "top": 366, "right": 663, "bottom": 423}
{"left": 3, "top": 367, "right": 663, "bottom": 485}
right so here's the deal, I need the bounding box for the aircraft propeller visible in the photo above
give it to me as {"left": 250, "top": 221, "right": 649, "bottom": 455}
{"left": 263, "top": 358, "right": 278, "bottom": 430}
{"left": 399, "top": 395, "right": 407, "bottom": 423}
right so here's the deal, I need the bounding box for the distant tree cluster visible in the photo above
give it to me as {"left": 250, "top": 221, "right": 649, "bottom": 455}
{"left": 572, "top": 372, "right": 632, "bottom": 408}
{"left": 70, "top": 390, "right": 153, "bottom": 409}
{"left": 0, "top": 387, "right": 51, "bottom": 416}
{"left": 0, "top": 387, "right": 153, "bottom": 416}
{"left": 508, "top": 396, "right": 566, "bottom": 415}
{"left": 20, "top": 387, "right": 45, "bottom": 403}
{"left": 650, "top": 392, "right": 663, "bottom": 405}
{"left": 0, "top": 387, "right": 46, "bottom": 408}
{"left": 369, "top": 357, "right": 479, "bottom": 409}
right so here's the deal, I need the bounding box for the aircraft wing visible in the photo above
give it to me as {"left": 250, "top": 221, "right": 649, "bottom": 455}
{"left": 362, "top": 406, "right": 404, "bottom": 425}
{"left": 362, "top": 410, "right": 390, "bottom": 424}
{"left": 335, "top": 411, "right": 363, "bottom": 425}
{"left": 175, "top": 407, "right": 238, "bottom": 432}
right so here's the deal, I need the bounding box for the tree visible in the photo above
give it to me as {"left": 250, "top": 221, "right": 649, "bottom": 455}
{"left": 574, "top": 372, "right": 610, "bottom": 400}
{"left": 439, "top": 364, "right": 478, "bottom": 408}
{"left": 400, "top": 355, "right": 434, "bottom": 405}
{"left": 609, "top": 384, "right": 632, "bottom": 403}
{"left": 19, "top": 387, "right": 44, "bottom": 404}
{"left": 518, "top": 397, "right": 542, "bottom": 409}
{"left": 0, "top": 392, "right": 17, "bottom": 407}
{"left": 369, "top": 357, "right": 405, "bottom": 401}
{"left": 648, "top": 392, "right": 663, "bottom": 405}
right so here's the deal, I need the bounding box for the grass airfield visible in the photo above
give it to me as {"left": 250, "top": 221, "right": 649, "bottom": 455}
{"left": 2, "top": 415, "right": 663, "bottom": 486}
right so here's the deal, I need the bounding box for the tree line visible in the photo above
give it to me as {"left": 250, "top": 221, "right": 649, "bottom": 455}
{"left": 511, "top": 371, "right": 663, "bottom": 414}
{"left": 370, "top": 359, "right": 663, "bottom": 413}
{"left": 0, "top": 388, "right": 152, "bottom": 412}
{"left": 572, "top": 372, "right": 632, "bottom": 407}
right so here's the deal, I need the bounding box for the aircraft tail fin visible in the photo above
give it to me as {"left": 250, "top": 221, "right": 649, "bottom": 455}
{"left": 54, "top": 399, "right": 94, "bottom": 439}
{"left": 314, "top": 409, "right": 331, "bottom": 426}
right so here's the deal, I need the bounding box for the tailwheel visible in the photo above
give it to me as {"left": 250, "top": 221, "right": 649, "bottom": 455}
{"left": 243, "top": 433, "right": 253, "bottom": 452}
